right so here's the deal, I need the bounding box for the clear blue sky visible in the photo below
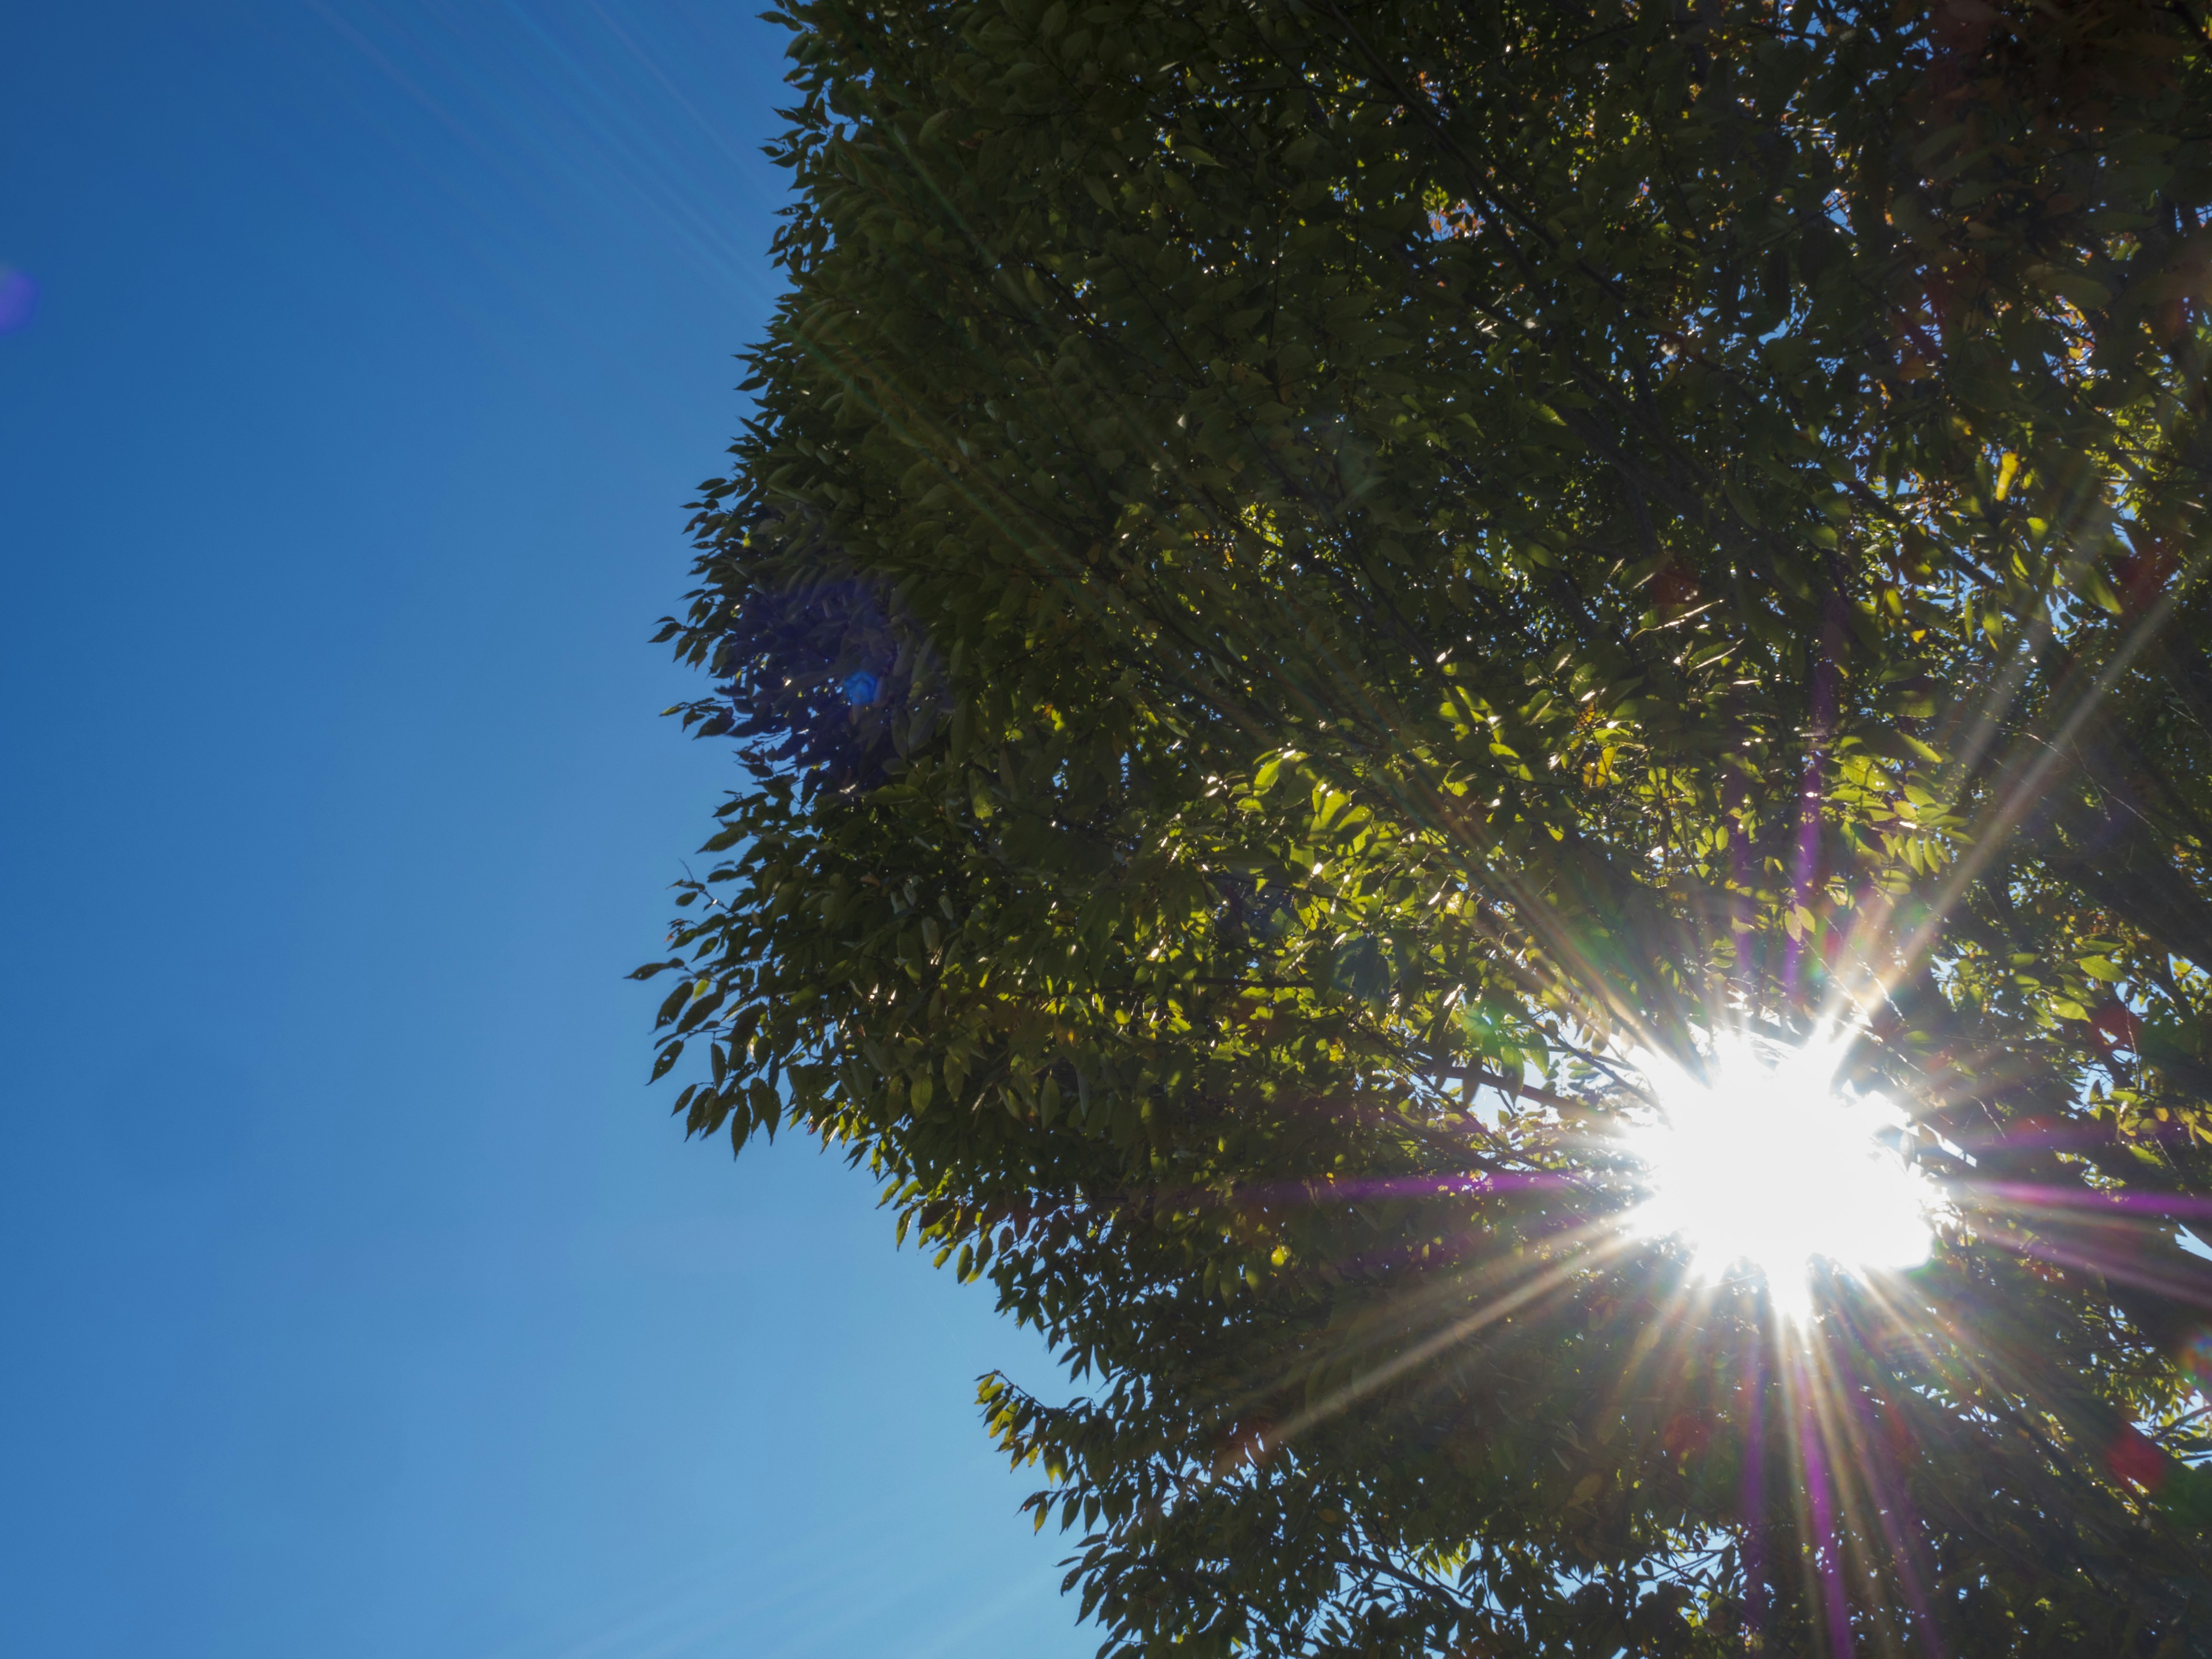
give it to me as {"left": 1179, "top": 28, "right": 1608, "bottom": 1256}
{"left": 0, "top": 6, "right": 1088, "bottom": 1655}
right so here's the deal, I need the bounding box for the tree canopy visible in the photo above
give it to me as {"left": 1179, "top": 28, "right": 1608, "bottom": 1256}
{"left": 640, "top": 1, "right": 2212, "bottom": 1651}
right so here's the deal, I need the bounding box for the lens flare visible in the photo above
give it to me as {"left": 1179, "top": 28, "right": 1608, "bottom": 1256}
{"left": 0, "top": 266, "right": 37, "bottom": 335}
{"left": 1622, "top": 1036, "right": 1944, "bottom": 1317}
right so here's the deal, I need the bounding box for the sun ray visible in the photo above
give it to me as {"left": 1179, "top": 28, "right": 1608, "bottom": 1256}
{"left": 1268, "top": 1227, "right": 1642, "bottom": 1445}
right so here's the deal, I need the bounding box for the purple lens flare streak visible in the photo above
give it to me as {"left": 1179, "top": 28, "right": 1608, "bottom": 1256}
{"left": 1789, "top": 1351, "right": 1858, "bottom": 1659}
{"left": 1960, "top": 1178, "right": 2212, "bottom": 1222}
{"left": 1967, "top": 1219, "right": 2212, "bottom": 1310}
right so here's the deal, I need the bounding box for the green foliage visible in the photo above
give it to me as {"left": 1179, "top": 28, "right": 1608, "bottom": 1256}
{"left": 644, "top": 0, "right": 2212, "bottom": 1650}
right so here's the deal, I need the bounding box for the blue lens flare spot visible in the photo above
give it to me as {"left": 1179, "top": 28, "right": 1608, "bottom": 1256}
{"left": 843, "top": 670, "right": 880, "bottom": 706}
{"left": 0, "top": 267, "right": 39, "bottom": 335}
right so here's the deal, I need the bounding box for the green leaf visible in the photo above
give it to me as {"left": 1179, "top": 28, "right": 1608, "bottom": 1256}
{"left": 648, "top": 1040, "right": 684, "bottom": 1084}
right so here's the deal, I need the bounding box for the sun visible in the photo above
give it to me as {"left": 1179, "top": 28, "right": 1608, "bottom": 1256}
{"left": 1620, "top": 1035, "right": 1944, "bottom": 1317}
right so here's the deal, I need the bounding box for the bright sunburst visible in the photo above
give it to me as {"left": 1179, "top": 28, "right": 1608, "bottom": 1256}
{"left": 1622, "top": 1035, "right": 1945, "bottom": 1317}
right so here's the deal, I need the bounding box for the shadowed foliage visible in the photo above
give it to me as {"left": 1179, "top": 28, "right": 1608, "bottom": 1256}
{"left": 642, "top": 1, "right": 2212, "bottom": 1651}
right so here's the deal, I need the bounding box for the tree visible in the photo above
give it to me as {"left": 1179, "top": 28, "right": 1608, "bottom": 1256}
{"left": 639, "top": 1, "right": 2212, "bottom": 1651}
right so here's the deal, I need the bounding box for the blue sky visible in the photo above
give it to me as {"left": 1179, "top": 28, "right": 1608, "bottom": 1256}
{"left": 0, "top": 5, "right": 1088, "bottom": 1655}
